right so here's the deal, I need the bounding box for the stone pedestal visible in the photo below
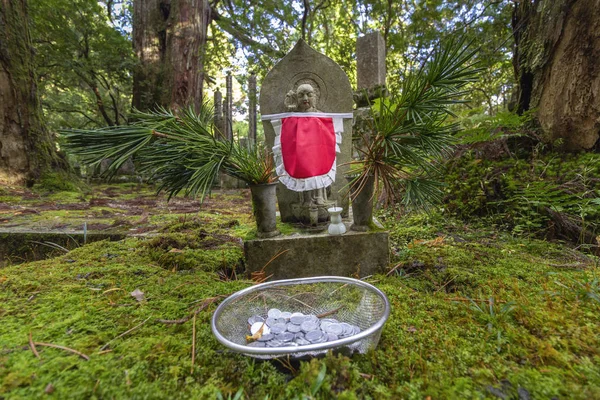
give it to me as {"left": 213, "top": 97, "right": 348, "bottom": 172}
{"left": 244, "top": 227, "right": 389, "bottom": 280}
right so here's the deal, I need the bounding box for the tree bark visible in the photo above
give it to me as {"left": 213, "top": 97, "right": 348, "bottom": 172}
{"left": 513, "top": 0, "right": 600, "bottom": 150}
{"left": 132, "top": 0, "right": 209, "bottom": 112}
{"left": 0, "top": 0, "right": 63, "bottom": 185}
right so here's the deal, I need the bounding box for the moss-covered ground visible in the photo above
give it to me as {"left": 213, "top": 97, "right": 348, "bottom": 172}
{"left": 1, "top": 178, "right": 599, "bottom": 398}
{"left": 0, "top": 182, "right": 253, "bottom": 236}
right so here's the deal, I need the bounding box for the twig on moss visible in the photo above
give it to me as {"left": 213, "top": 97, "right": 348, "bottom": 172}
{"left": 316, "top": 306, "right": 344, "bottom": 318}
{"left": 156, "top": 295, "right": 224, "bottom": 324}
{"left": 28, "top": 332, "right": 40, "bottom": 359}
{"left": 446, "top": 297, "right": 508, "bottom": 304}
{"left": 191, "top": 313, "right": 197, "bottom": 374}
{"left": 99, "top": 316, "right": 152, "bottom": 351}
{"left": 34, "top": 342, "right": 90, "bottom": 361}
{"left": 251, "top": 249, "right": 290, "bottom": 283}
{"left": 547, "top": 263, "right": 589, "bottom": 269}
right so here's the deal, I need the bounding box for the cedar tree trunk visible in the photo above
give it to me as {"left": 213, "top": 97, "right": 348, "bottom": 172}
{"left": 513, "top": 0, "right": 600, "bottom": 150}
{"left": 0, "top": 0, "right": 63, "bottom": 185}
{"left": 132, "top": 0, "right": 209, "bottom": 112}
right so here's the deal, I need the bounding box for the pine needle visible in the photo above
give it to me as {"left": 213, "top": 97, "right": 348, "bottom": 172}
{"left": 33, "top": 342, "right": 90, "bottom": 361}
{"left": 28, "top": 332, "right": 40, "bottom": 359}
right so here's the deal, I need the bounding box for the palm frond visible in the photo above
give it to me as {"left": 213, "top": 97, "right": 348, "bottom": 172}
{"left": 361, "top": 36, "right": 478, "bottom": 208}
{"left": 60, "top": 103, "right": 276, "bottom": 203}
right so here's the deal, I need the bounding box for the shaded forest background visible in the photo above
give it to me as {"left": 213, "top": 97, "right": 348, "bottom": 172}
{"left": 1, "top": 0, "right": 599, "bottom": 185}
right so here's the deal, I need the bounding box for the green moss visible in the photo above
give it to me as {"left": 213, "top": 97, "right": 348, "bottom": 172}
{"left": 33, "top": 171, "right": 87, "bottom": 193}
{"left": 443, "top": 149, "right": 600, "bottom": 241}
{"left": 2, "top": 184, "right": 600, "bottom": 398}
{"left": 151, "top": 247, "right": 243, "bottom": 272}
{"left": 244, "top": 220, "right": 300, "bottom": 240}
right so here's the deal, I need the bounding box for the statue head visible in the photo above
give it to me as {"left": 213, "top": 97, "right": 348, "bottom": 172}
{"left": 296, "top": 83, "right": 317, "bottom": 112}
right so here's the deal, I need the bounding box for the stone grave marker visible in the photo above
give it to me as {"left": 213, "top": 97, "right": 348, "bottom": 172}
{"left": 357, "top": 32, "right": 386, "bottom": 90}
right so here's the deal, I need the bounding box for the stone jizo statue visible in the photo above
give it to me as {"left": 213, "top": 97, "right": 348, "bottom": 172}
{"left": 263, "top": 83, "right": 351, "bottom": 220}
{"left": 284, "top": 84, "right": 326, "bottom": 206}
{"left": 260, "top": 40, "right": 354, "bottom": 225}
{"left": 286, "top": 83, "right": 318, "bottom": 112}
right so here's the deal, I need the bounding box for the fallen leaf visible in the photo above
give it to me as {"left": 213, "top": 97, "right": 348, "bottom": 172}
{"left": 45, "top": 384, "right": 55, "bottom": 394}
{"left": 130, "top": 289, "right": 145, "bottom": 302}
{"left": 169, "top": 248, "right": 184, "bottom": 253}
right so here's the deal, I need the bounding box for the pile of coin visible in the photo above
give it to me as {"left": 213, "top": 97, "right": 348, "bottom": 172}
{"left": 245, "top": 308, "right": 361, "bottom": 348}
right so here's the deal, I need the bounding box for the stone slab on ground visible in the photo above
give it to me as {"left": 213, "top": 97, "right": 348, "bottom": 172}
{"left": 244, "top": 228, "right": 389, "bottom": 279}
{"left": 0, "top": 229, "right": 127, "bottom": 266}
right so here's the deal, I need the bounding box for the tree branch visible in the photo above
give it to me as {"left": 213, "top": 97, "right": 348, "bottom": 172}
{"left": 210, "top": 8, "right": 285, "bottom": 58}
{"left": 44, "top": 106, "right": 102, "bottom": 126}
{"left": 301, "top": 0, "right": 309, "bottom": 41}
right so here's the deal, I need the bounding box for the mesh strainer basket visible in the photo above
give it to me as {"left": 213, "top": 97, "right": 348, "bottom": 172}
{"left": 211, "top": 276, "right": 390, "bottom": 359}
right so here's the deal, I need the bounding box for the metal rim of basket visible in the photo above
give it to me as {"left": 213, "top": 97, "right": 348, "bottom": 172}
{"left": 211, "top": 276, "right": 391, "bottom": 356}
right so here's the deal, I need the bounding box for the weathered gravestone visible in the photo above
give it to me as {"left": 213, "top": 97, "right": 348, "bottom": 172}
{"left": 260, "top": 40, "right": 353, "bottom": 225}
{"left": 357, "top": 32, "right": 386, "bottom": 91}
{"left": 244, "top": 40, "right": 389, "bottom": 280}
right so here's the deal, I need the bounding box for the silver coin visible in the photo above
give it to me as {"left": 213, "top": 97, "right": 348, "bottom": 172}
{"left": 250, "top": 322, "right": 270, "bottom": 335}
{"left": 257, "top": 334, "right": 274, "bottom": 342}
{"left": 340, "top": 323, "right": 353, "bottom": 336}
{"left": 304, "top": 314, "right": 319, "bottom": 323}
{"left": 267, "top": 308, "right": 282, "bottom": 319}
{"left": 352, "top": 325, "right": 361, "bottom": 335}
{"left": 321, "top": 318, "right": 339, "bottom": 324}
{"left": 290, "top": 315, "right": 306, "bottom": 325}
{"left": 301, "top": 320, "right": 319, "bottom": 333}
{"left": 277, "top": 332, "right": 295, "bottom": 342}
{"left": 315, "top": 334, "right": 329, "bottom": 343}
{"left": 265, "top": 317, "right": 277, "bottom": 327}
{"left": 270, "top": 322, "right": 287, "bottom": 335}
{"left": 266, "top": 339, "right": 284, "bottom": 347}
{"left": 248, "top": 315, "right": 264, "bottom": 325}
{"left": 294, "top": 332, "right": 305, "bottom": 340}
{"left": 280, "top": 311, "right": 292, "bottom": 319}
{"left": 247, "top": 341, "right": 266, "bottom": 348}
{"left": 324, "top": 323, "right": 343, "bottom": 336}
{"left": 305, "top": 330, "right": 325, "bottom": 343}
{"left": 327, "top": 333, "right": 339, "bottom": 342}
{"left": 286, "top": 323, "right": 302, "bottom": 333}
{"left": 295, "top": 337, "right": 311, "bottom": 346}
{"left": 274, "top": 318, "right": 287, "bottom": 325}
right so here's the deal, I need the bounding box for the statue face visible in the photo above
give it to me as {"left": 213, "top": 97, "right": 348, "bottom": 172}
{"left": 296, "top": 84, "right": 316, "bottom": 111}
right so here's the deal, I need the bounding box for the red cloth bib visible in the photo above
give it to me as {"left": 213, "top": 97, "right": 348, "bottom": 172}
{"left": 280, "top": 117, "right": 336, "bottom": 179}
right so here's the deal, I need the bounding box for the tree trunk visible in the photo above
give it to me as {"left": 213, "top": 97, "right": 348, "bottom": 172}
{"left": 513, "top": 0, "right": 600, "bottom": 151}
{"left": 132, "top": 0, "right": 209, "bottom": 112}
{"left": 0, "top": 0, "right": 63, "bottom": 185}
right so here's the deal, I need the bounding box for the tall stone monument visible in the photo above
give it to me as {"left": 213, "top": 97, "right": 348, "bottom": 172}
{"left": 260, "top": 40, "right": 354, "bottom": 225}
{"left": 357, "top": 32, "right": 386, "bottom": 91}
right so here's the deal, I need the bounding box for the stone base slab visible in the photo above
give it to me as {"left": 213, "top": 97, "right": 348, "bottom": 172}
{"left": 244, "top": 227, "right": 389, "bottom": 280}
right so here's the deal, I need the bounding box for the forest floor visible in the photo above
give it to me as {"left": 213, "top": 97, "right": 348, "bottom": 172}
{"left": 1, "top": 179, "right": 599, "bottom": 399}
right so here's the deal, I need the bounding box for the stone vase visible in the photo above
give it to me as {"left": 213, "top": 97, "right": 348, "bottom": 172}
{"left": 327, "top": 207, "right": 346, "bottom": 235}
{"left": 250, "top": 182, "right": 280, "bottom": 238}
{"left": 348, "top": 174, "right": 375, "bottom": 232}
